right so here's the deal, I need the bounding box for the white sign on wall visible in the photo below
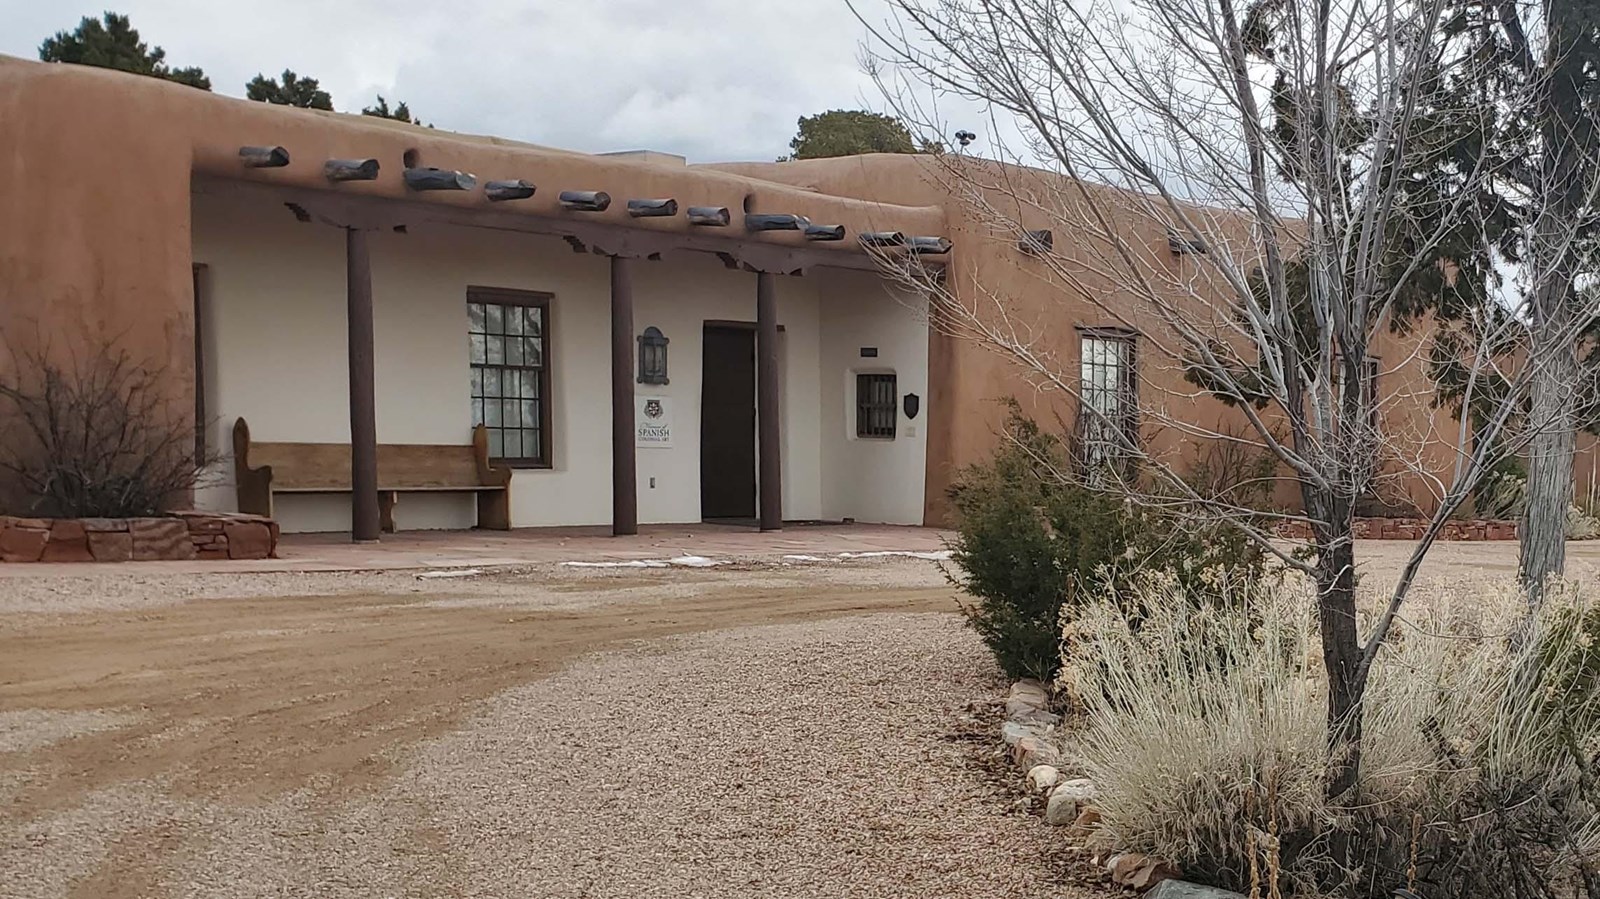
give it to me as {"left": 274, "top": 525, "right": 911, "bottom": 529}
{"left": 636, "top": 396, "right": 673, "bottom": 448}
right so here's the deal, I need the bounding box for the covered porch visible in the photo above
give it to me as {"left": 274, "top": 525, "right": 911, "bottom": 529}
{"left": 190, "top": 170, "right": 941, "bottom": 539}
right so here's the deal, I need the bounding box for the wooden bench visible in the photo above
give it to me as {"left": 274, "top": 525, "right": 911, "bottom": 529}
{"left": 233, "top": 418, "right": 513, "bottom": 532}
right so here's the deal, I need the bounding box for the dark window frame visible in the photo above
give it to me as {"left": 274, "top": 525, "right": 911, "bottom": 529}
{"left": 856, "top": 372, "right": 898, "bottom": 439}
{"left": 1076, "top": 327, "right": 1139, "bottom": 468}
{"left": 468, "top": 286, "right": 554, "bottom": 469}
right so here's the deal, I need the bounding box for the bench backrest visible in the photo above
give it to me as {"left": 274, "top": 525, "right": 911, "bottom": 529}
{"left": 248, "top": 441, "right": 483, "bottom": 489}
{"left": 233, "top": 418, "right": 510, "bottom": 491}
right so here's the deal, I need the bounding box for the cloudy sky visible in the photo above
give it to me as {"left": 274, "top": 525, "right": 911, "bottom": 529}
{"left": 0, "top": 0, "right": 996, "bottom": 163}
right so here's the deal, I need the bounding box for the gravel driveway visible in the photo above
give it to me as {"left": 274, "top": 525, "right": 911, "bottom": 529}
{"left": 0, "top": 560, "right": 1097, "bottom": 898}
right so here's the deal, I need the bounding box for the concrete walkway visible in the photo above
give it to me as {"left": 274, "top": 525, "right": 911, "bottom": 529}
{"left": 0, "top": 522, "right": 952, "bottom": 578}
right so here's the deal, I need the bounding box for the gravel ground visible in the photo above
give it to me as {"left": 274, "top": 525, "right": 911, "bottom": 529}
{"left": 2, "top": 611, "right": 1095, "bottom": 898}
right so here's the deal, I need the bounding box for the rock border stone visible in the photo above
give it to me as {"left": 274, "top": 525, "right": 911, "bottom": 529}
{"left": 999, "top": 677, "right": 1197, "bottom": 895}
{"left": 0, "top": 511, "right": 279, "bottom": 563}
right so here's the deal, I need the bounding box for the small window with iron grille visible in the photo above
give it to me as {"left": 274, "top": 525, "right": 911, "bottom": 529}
{"left": 856, "top": 372, "right": 898, "bottom": 439}
{"left": 1077, "top": 329, "right": 1137, "bottom": 468}
{"left": 468, "top": 287, "right": 552, "bottom": 467}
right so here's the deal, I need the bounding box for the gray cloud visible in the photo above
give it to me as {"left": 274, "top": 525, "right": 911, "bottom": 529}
{"left": 1, "top": 0, "right": 939, "bottom": 163}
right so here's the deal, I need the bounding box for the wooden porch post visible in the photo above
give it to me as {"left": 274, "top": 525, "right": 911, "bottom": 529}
{"left": 611, "top": 255, "right": 639, "bottom": 536}
{"left": 346, "top": 227, "right": 381, "bottom": 543}
{"left": 757, "top": 270, "right": 782, "bottom": 531}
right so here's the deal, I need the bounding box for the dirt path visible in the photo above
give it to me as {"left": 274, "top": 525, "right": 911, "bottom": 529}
{"left": 0, "top": 560, "right": 1099, "bottom": 898}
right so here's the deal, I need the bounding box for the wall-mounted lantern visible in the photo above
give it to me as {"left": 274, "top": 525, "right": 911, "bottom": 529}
{"left": 637, "top": 326, "right": 669, "bottom": 385}
{"left": 559, "top": 190, "right": 611, "bottom": 212}
{"left": 485, "top": 179, "right": 536, "bottom": 201}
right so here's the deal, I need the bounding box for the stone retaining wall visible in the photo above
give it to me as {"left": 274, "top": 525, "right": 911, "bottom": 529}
{"left": 1275, "top": 517, "right": 1518, "bottom": 541}
{"left": 0, "top": 512, "right": 279, "bottom": 562}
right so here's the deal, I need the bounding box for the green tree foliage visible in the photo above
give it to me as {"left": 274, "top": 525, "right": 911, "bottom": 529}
{"left": 38, "top": 12, "right": 210, "bottom": 90}
{"left": 783, "top": 109, "right": 939, "bottom": 160}
{"left": 246, "top": 70, "right": 333, "bottom": 110}
{"left": 361, "top": 95, "right": 424, "bottom": 125}
{"left": 947, "top": 403, "right": 1273, "bottom": 682}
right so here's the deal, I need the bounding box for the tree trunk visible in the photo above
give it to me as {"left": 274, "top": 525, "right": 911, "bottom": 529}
{"left": 1521, "top": 328, "right": 1577, "bottom": 606}
{"left": 1314, "top": 503, "right": 1364, "bottom": 799}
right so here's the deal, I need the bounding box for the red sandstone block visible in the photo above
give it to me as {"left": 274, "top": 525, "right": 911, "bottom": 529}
{"left": 88, "top": 531, "right": 132, "bottom": 562}
{"left": 224, "top": 522, "right": 272, "bottom": 559}
{"left": 79, "top": 518, "right": 129, "bottom": 533}
{"left": 130, "top": 518, "right": 196, "bottom": 561}
{"left": 40, "top": 522, "right": 94, "bottom": 563}
{"left": 196, "top": 547, "right": 230, "bottom": 560}
{"left": 0, "top": 526, "right": 48, "bottom": 563}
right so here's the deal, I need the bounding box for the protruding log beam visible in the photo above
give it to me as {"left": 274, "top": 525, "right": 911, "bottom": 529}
{"left": 746, "top": 213, "right": 807, "bottom": 232}
{"left": 403, "top": 167, "right": 476, "bottom": 191}
{"left": 559, "top": 190, "right": 611, "bottom": 211}
{"left": 627, "top": 198, "right": 678, "bottom": 217}
{"left": 611, "top": 256, "right": 639, "bottom": 537}
{"left": 859, "top": 231, "right": 906, "bottom": 247}
{"left": 756, "top": 271, "right": 782, "bottom": 532}
{"left": 687, "top": 206, "right": 731, "bottom": 226}
{"left": 324, "top": 158, "right": 380, "bottom": 182}
{"left": 1021, "top": 229, "right": 1053, "bottom": 254}
{"left": 485, "top": 179, "right": 536, "bottom": 201}
{"left": 1167, "top": 230, "right": 1208, "bottom": 255}
{"left": 345, "top": 228, "right": 381, "bottom": 543}
{"left": 803, "top": 223, "right": 846, "bottom": 241}
{"left": 908, "top": 236, "right": 954, "bottom": 255}
{"left": 239, "top": 145, "right": 290, "bottom": 168}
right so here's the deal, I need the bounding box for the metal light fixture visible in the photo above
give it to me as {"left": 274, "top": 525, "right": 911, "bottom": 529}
{"left": 559, "top": 190, "right": 611, "bottom": 212}
{"left": 637, "top": 326, "right": 669, "bottom": 385}
{"left": 687, "top": 206, "right": 731, "bottom": 226}
{"left": 627, "top": 198, "right": 678, "bottom": 217}
{"left": 1020, "top": 229, "right": 1053, "bottom": 255}
{"left": 485, "top": 179, "right": 536, "bottom": 201}
{"left": 323, "top": 158, "right": 380, "bottom": 182}
{"left": 745, "top": 213, "right": 808, "bottom": 232}
{"left": 804, "top": 223, "right": 846, "bottom": 241}
{"left": 403, "top": 167, "right": 476, "bottom": 191}
{"left": 239, "top": 146, "right": 290, "bottom": 168}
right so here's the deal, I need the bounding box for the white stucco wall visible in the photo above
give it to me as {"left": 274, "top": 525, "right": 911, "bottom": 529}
{"left": 818, "top": 270, "right": 930, "bottom": 525}
{"left": 190, "top": 186, "right": 852, "bottom": 532}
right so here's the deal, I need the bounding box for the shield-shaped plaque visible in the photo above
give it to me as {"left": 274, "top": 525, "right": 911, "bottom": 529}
{"left": 903, "top": 393, "right": 921, "bottom": 420}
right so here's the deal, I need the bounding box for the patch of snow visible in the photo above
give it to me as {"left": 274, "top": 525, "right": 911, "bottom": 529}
{"left": 415, "top": 568, "right": 485, "bottom": 579}
{"left": 562, "top": 559, "right": 671, "bottom": 569}
{"left": 666, "top": 555, "right": 726, "bottom": 568}
{"left": 835, "top": 550, "right": 952, "bottom": 561}
{"left": 782, "top": 554, "right": 828, "bottom": 562}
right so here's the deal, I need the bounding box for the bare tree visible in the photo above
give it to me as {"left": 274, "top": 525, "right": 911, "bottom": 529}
{"left": 852, "top": 0, "right": 1597, "bottom": 807}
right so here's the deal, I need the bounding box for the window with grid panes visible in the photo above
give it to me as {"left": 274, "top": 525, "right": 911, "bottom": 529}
{"left": 856, "top": 372, "right": 898, "bottom": 438}
{"left": 1077, "top": 330, "right": 1137, "bottom": 468}
{"left": 468, "top": 288, "right": 551, "bottom": 466}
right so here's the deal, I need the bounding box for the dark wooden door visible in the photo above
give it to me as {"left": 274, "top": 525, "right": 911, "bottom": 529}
{"left": 700, "top": 325, "right": 757, "bottom": 519}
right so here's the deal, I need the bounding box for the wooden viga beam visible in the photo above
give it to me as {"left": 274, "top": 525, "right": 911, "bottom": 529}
{"left": 559, "top": 190, "right": 611, "bottom": 212}
{"left": 404, "top": 167, "right": 477, "bottom": 191}
{"left": 239, "top": 145, "right": 290, "bottom": 168}
{"left": 687, "top": 206, "right": 731, "bottom": 226}
{"left": 484, "top": 179, "right": 536, "bottom": 201}
{"left": 324, "top": 158, "right": 380, "bottom": 182}
{"left": 745, "top": 213, "right": 808, "bottom": 232}
{"left": 803, "top": 223, "right": 846, "bottom": 241}
{"left": 627, "top": 198, "right": 678, "bottom": 217}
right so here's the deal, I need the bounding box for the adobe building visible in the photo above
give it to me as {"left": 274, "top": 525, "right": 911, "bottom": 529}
{"left": 1, "top": 56, "right": 1576, "bottom": 537}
